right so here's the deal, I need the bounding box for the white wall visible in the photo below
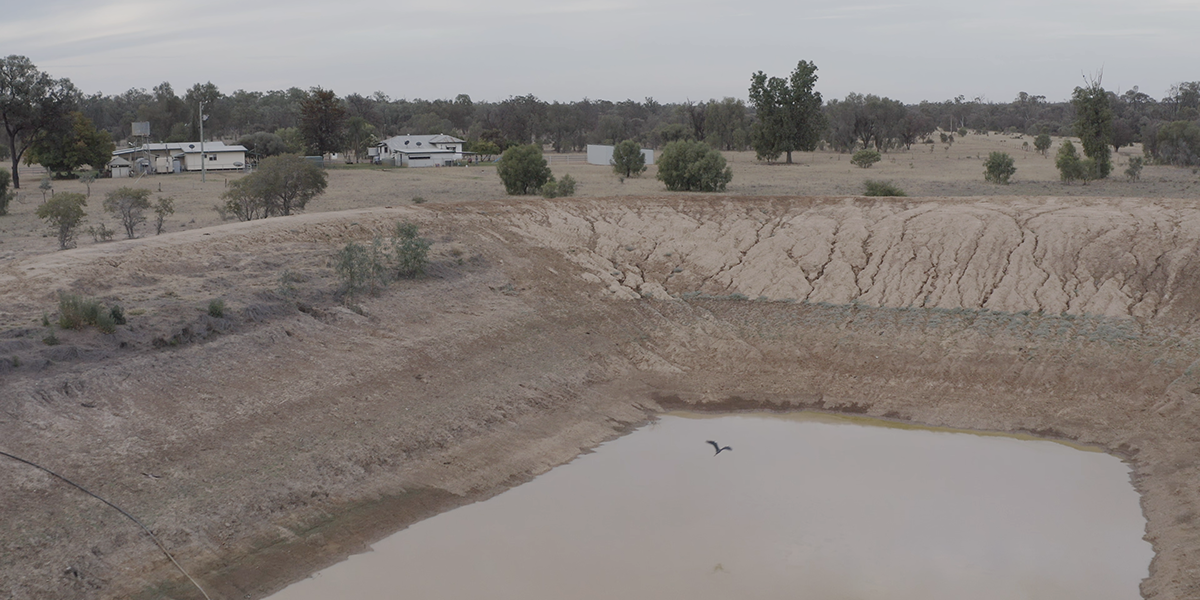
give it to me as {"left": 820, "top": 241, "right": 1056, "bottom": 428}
{"left": 586, "top": 144, "right": 654, "bottom": 166}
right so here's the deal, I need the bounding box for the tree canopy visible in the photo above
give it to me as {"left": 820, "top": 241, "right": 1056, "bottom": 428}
{"left": 496, "top": 144, "right": 552, "bottom": 195}
{"left": 748, "top": 60, "right": 826, "bottom": 163}
{"left": 610, "top": 140, "right": 646, "bottom": 178}
{"left": 656, "top": 139, "right": 732, "bottom": 192}
{"left": 299, "top": 87, "right": 346, "bottom": 156}
{"left": 1071, "top": 77, "right": 1114, "bottom": 179}
{"left": 24, "top": 111, "right": 114, "bottom": 177}
{"left": 222, "top": 155, "right": 327, "bottom": 220}
{"left": 0, "top": 55, "right": 79, "bottom": 188}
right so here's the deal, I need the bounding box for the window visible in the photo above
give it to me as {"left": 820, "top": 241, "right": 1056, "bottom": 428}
{"left": 208, "top": 154, "right": 217, "bottom": 161}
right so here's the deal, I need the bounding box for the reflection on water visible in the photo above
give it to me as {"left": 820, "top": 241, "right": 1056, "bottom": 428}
{"left": 269, "top": 412, "right": 1151, "bottom": 600}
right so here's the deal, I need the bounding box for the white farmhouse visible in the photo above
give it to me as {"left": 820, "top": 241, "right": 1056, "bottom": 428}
{"left": 113, "top": 142, "right": 248, "bottom": 174}
{"left": 372, "top": 134, "right": 465, "bottom": 167}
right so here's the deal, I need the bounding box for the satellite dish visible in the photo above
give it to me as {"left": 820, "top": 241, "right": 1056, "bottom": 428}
{"left": 233, "top": 161, "right": 244, "bottom": 167}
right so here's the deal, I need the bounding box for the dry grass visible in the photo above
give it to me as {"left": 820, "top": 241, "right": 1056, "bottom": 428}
{"left": 2, "top": 133, "right": 1197, "bottom": 265}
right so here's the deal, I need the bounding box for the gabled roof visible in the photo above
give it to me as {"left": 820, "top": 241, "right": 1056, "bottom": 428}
{"left": 377, "top": 134, "right": 465, "bottom": 152}
{"left": 113, "top": 141, "right": 247, "bottom": 157}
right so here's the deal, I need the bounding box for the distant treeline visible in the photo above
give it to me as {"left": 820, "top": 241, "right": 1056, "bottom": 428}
{"left": 79, "top": 81, "right": 1200, "bottom": 158}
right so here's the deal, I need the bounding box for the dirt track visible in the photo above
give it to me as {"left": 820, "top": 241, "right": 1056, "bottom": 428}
{"left": 2, "top": 195, "right": 1199, "bottom": 599}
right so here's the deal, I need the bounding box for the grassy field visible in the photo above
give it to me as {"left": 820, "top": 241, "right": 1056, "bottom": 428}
{"left": 2, "top": 132, "right": 1198, "bottom": 264}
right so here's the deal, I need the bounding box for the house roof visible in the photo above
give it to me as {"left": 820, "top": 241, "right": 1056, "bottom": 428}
{"left": 113, "top": 142, "right": 247, "bottom": 157}
{"left": 377, "top": 134, "right": 465, "bottom": 153}
{"left": 108, "top": 157, "right": 131, "bottom": 167}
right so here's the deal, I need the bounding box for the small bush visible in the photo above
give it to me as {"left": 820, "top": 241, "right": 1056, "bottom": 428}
{"left": 86, "top": 223, "right": 115, "bottom": 242}
{"left": 1125, "top": 156, "right": 1145, "bottom": 182}
{"left": 412, "top": 196, "right": 426, "bottom": 204}
{"left": 1056, "top": 141, "right": 1087, "bottom": 184}
{"left": 851, "top": 149, "right": 881, "bottom": 168}
{"left": 863, "top": 180, "right": 907, "bottom": 196}
{"left": 391, "top": 221, "right": 431, "bottom": 278}
{"left": 110, "top": 304, "right": 126, "bottom": 325}
{"left": 207, "top": 298, "right": 226, "bottom": 318}
{"left": 336, "top": 241, "right": 374, "bottom": 299}
{"left": 57, "top": 292, "right": 116, "bottom": 333}
{"left": 983, "top": 151, "right": 1016, "bottom": 184}
{"left": 656, "top": 140, "right": 732, "bottom": 192}
{"left": 43, "top": 329, "right": 60, "bottom": 346}
{"left": 0, "top": 168, "right": 13, "bottom": 216}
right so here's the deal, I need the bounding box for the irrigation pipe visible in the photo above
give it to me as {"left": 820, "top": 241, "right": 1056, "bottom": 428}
{"left": 0, "top": 449, "right": 213, "bottom": 600}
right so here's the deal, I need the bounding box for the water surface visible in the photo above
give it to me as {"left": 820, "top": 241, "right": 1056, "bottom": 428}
{"left": 269, "top": 412, "right": 1151, "bottom": 600}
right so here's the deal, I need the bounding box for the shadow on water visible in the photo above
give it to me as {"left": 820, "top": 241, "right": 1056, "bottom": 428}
{"left": 269, "top": 412, "right": 1152, "bottom": 600}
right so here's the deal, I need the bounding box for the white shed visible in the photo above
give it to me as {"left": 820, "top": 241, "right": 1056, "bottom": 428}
{"left": 108, "top": 157, "right": 131, "bottom": 178}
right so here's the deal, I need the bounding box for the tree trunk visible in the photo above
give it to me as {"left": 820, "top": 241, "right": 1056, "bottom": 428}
{"left": 6, "top": 134, "right": 19, "bottom": 189}
{"left": 786, "top": 150, "right": 793, "bottom": 164}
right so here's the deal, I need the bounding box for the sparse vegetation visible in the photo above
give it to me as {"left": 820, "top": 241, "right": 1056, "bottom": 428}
{"left": 57, "top": 292, "right": 116, "bottom": 333}
{"left": 656, "top": 139, "right": 732, "bottom": 192}
{"left": 983, "top": 151, "right": 1016, "bottom": 184}
{"left": 1125, "top": 156, "right": 1145, "bottom": 181}
{"left": 541, "top": 174, "right": 577, "bottom": 198}
{"left": 35, "top": 192, "right": 87, "bottom": 249}
{"left": 863, "top": 180, "right": 906, "bottom": 196}
{"left": 86, "top": 223, "right": 115, "bottom": 242}
{"left": 207, "top": 298, "right": 226, "bottom": 318}
{"left": 103, "top": 186, "right": 152, "bottom": 238}
{"left": 851, "top": 149, "right": 881, "bottom": 168}
{"left": 153, "top": 196, "right": 175, "bottom": 235}
{"left": 336, "top": 221, "right": 432, "bottom": 299}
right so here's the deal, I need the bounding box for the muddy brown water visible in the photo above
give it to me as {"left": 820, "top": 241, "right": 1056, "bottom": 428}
{"left": 268, "top": 412, "right": 1152, "bottom": 600}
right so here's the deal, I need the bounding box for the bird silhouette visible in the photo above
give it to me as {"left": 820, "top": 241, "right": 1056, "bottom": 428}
{"left": 706, "top": 440, "right": 732, "bottom": 455}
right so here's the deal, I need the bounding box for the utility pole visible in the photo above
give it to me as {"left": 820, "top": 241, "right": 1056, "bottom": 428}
{"left": 199, "top": 101, "right": 207, "bottom": 183}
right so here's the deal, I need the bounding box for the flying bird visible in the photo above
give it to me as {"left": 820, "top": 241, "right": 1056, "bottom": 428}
{"left": 706, "top": 440, "right": 732, "bottom": 455}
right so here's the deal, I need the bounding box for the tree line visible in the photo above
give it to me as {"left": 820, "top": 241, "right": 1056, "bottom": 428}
{"left": 4, "top": 53, "right": 1200, "bottom": 191}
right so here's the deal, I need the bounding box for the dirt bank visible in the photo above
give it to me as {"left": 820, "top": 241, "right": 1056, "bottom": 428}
{"left": 2, "top": 195, "right": 1198, "bottom": 599}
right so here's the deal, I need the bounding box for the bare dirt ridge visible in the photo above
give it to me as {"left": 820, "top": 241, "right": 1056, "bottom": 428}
{"left": 2, "top": 195, "right": 1199, "bottom": 599}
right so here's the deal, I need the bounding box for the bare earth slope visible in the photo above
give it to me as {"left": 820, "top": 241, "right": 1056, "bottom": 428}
{"left": 2, "top": 195, "right": 1199, "bottom": 599}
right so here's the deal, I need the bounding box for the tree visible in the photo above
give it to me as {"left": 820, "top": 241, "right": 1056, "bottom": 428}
{"left": 851, "top": 149, "right": 881, "bottom": 168}
{"left": 24, "top": 112, "right": 114, "bottom": 177}
{"left": 469, "top": 140, "right": 500, "bottom": 161}
{"left": 983, "top": 152, "right": 1016, "bottom": 184}
{"left": 103, "top": 186, "right": 152, "bottom": 238}
{"left": 153, "top": 196, "right": 174, "bottom": 234}
{"left": 1071, "top": 77, "right": 1114, "bottom": 178}
{"left": 222, "top": 154, "right": 327, "bottom": 220}
{"left": 611, "top": 140, "right": 646, "bottom": 178}
{"left": 345, "top": 116, "right": 377, "bottom": 163}
{"left": 0, "top": 168, "right": 12, "bottom": 215}
{"left": 1055, "top": 140, "right": 1086, "bottom": 183}
{"left": 1145, "top": 121, "right": 1200, "bottom": 166}
{"left": 1034, "top": 133, "right": 1052, "bottom": 156}
{"left": 237, "top": 131, "right": 288, "bottom": 161}
{"left": 0, "top": 56, "right": 79, "bottom": 188}
{"left": 35, "top": 191, "right": 86, "bottom": 249}
{"left": 656, "top": 139, "right": 732, "bottom": 192}
{"left": 496, "top": 144, "right": 552, "bottom": 195}
{"left": 299, "top": 87, "right": 346, "bottom": 156}
{"left": 749, "top": 60, "right": 826, "bottom": 163}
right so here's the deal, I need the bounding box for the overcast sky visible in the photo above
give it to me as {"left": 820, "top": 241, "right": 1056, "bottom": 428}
{"left": 3, "top": 0, "right": 1198, "bottom": 105}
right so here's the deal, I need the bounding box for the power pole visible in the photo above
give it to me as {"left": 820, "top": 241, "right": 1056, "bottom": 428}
{"left": 199, "top": 101, "right": 207, "bottom": 183}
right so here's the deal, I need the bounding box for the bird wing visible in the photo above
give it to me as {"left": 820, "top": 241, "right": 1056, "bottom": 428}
{"left": 706, "top": 440, "right": 720, "bottom": 453}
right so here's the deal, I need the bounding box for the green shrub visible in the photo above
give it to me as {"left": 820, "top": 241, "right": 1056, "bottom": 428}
{"left": 57, "top": 292, "right": 116, "bottom": 332}
{"left": 1055, "top": 141, "right": 1087, "bottom": 184}
{"left": 611, "top": 140, "right": 647, "bottom": 178}
{"left": 496, "top": 144, "right": 552, "bottom": 195}
{"left": 656, "top": 140, "right": 732, "bottom": 192}
{"left": 207, "top": 298, "right": 226, "bottom": 318}
{"left": 35, "top": 192, "right": 87, "bottom": 249}
{"left": 1034, "top": 133, "right": 1052, "bottom": 156}
{"left": 391, "top": 221, "right": 431, "bottom": 278}
{"left": 86, "top": 223, "right": 115, "bottom": 242}
{"left": 983, "top": 151, "right": 1016, "bottom": 184}
{"left": 43, "top": 329, "right": 60, "bottom": 346}
{"left": 1125, "top": 156, "right": 1145, "bottom": 182}
{"left": 335, "top": 221, "right": 432, "bottom": 299}
{"left": 863, "top": 180, "right": 907, "bottom": 196}
{"left": 110, "top": 304, "right": 126, "bottom": 325}
{"left": 851, "top": 149, "right": 881, "bottom": 168}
